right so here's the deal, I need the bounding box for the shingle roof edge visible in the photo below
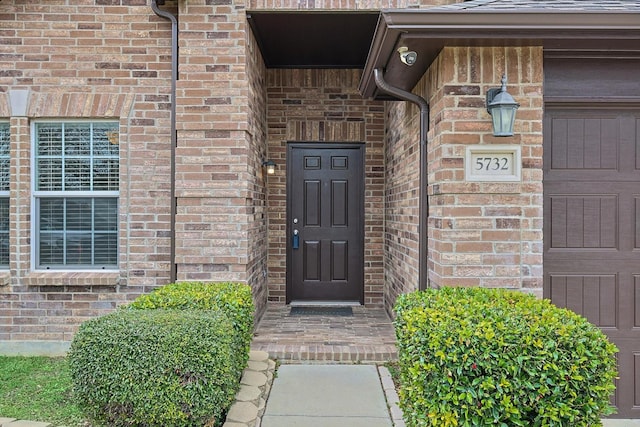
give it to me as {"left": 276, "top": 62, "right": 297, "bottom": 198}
{"left": 438, "top": 0, "right": 640, "bottom": 11}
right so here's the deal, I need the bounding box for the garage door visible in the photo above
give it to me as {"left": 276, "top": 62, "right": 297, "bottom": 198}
{"left": 543, "top": 106, "right": 640, "bottom": 418}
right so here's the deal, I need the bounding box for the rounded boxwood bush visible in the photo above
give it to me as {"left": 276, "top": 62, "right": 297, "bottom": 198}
{"left": 126, "top": 281, "right": 254, "bottom": 358}
{"left": 394, "top": 287, "right": 618, "bottom": 427}
{"left": 69, "top": 309, "right": 240, "bottom": 427}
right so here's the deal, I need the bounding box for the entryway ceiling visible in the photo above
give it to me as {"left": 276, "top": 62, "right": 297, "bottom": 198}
{"left": 247, "top": 12, "right": 380, "bottom": 69}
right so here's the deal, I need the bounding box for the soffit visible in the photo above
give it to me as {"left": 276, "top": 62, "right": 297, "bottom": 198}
{"left": 247, "top": 12, "right": 380, "bottom": 69}
{"left": 360, "top": 5, "right": 640, "bottom": 99}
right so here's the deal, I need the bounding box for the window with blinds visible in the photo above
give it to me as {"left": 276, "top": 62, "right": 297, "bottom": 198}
{"left": 34, "top": 122, "right": 119, "bottom": 269}
{"left": 0, "top": 123, "right": 8, "bottom": 268}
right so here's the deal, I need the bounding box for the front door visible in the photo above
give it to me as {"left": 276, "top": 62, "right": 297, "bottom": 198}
{"left": 287, "top": 143, "right": 364, "bottom": 303}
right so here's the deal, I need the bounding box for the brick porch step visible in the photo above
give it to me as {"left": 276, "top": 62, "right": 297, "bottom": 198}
{"left": 251, "top": 305, "right": 398, "bottom": 363}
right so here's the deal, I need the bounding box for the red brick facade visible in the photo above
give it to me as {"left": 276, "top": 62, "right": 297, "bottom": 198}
{"left": 0, "top": 0, "right": 545, "bottom": 349}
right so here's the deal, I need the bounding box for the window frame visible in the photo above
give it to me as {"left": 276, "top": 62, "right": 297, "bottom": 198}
{"left": 0, "top": 122, "right": 9, "bottom": 269}
{"left": 31, "top": 120, "right": 120, "bottom": 271}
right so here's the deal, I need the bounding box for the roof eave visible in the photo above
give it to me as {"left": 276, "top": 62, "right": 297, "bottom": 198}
{"left": 359, "top": 9, "right": 640, "bottom": 99}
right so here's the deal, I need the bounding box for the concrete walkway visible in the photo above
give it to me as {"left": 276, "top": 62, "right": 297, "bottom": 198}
{"left": 258, "top": 363, "right": 639, "bottom": 427}
{"left": 261, "top": 364, "right": 396, "bottom": 427}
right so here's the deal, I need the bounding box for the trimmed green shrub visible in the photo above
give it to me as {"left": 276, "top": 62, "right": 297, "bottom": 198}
{"left": 127, "top": 281, "right": 254, "bottom": 358}
{"left": 69, "top": 309, "right": 239, "bottom": 427}
{"left": 394, "top": 287, "right": 618, "bottom": 427}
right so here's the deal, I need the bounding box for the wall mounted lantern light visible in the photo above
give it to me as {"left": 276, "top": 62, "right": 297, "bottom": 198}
{"left": 486, "top": 75, "right": 520, "bottom": 137}
{"left": 262, "top": 160, "right": 276, "bottom": 175}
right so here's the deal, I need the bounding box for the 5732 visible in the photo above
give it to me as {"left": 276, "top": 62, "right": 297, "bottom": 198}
{"left": 475, "top": 157, "right": 509, "bottom": 171}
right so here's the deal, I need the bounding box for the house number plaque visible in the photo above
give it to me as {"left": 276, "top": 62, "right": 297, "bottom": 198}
{"left": 465, "top": 145, "right": 521, "bottom": 182}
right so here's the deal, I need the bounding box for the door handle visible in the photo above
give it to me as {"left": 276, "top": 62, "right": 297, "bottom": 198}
{"left": 292, "top": 229, "right": 299, "bottom": 249}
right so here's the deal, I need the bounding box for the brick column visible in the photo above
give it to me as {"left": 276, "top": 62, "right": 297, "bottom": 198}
{"left": 425, "top": 46, "right": 544, "bottom": 294}
{"left": 174, "top": 0, "right": 269, "bottom": 314}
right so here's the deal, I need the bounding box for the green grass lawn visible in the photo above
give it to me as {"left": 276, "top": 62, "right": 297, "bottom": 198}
{"left": 0, "top": 356, "right": 87, "bottom": 427}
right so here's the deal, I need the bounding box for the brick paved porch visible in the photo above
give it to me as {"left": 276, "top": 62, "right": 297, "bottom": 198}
{"left": 251, "top": 305, "right": 398, "bottom": 363}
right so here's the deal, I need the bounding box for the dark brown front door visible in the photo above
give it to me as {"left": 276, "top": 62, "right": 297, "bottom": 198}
{"left": 543, "top": 107, "right": 640, "bottom": 418}
{"left": 287, "top": 143, "right": 364, "bottom": 303}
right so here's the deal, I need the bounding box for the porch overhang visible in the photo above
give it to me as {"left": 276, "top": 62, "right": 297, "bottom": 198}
{"left": 247, "top": 11, "right": 379, "bottom": 69}
{"left": 359, "top": 9, "right": 640, "bottom": 99}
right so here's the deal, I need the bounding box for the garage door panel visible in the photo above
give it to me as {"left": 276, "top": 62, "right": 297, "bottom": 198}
{"left": 635, "top": 351, "right": 640, "bottom": 408}
{"left": 636, "top": 197, "right": 640, "bottom": 249}
{"left": 548, "top": 195, "right": 618, "bottom": 249}
{"left": 611, "top": 343, "right": 640, "bottom": 412}
{"left": 635, "top": 276, "right": 640, "bottom": 328}
{"left": 547, "top": 274, "right": 617, "bottom": 328}
{"left": 585, "top": 119, "right": 606, "bottom": 169}
{"left": 566, "top": 118, "right": 586, "bottom": 169}
{"left": 547, "top": 116, "right": 620, "bottom": 171}
{"left": 545, "top": 106, "right": 640, "bottom": 418}
{"left": 601, "top": 342, "right": 640, "bottom": 414}
{"left": 636, "top": 118, "right": 640, "bottom": 170}
{"left": 612, "top": 351, "right": 619, "bottom": 410}
{"left": 546, "top": 269, "right": 637, "bottom": 332}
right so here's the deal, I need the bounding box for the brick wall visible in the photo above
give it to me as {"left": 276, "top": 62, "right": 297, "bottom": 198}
{"left": 265, "top": 69, "right": 386, "bottom": 305}
{"left": 382, "top": 46, "right": 544, "bottom": 312}
{"left": 246, "top": 20, "right": 269, "bottom": 316}
{"left": 383, "top": 97, "right": 422, "bottom": 310}
{"left": 0, "top": 1, "right": 176, "bottom": 343}
{"left": 174, "top": 0, "right": 249, "bottom": 281}
{"left": 0, "top": 0, "right": 274, "bottom": 344}
{"left": 426, "top": 46, "right": 544, "bottom": 293}
{"left": 385, "top": 47, "right": 542, "bottom": 314}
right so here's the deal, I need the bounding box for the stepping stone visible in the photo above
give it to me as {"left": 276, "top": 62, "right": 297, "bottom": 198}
{"left": 4, "top": 421, "right": 52, "bottom": 427}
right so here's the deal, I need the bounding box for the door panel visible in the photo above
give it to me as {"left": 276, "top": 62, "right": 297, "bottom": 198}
{"left": 287, "top": 144, "right": 364, "bottom": 303}
{"left": 544, "top": 107, "right": 640, "bottom": 418}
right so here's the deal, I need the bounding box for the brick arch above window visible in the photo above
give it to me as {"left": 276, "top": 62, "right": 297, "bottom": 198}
{"left": 26, "top": 93, "right": 136, "bottom": 119}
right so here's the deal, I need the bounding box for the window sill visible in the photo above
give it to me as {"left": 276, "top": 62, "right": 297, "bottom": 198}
{"left": 23, "top": 271, "right": 120, "bottom": 286}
